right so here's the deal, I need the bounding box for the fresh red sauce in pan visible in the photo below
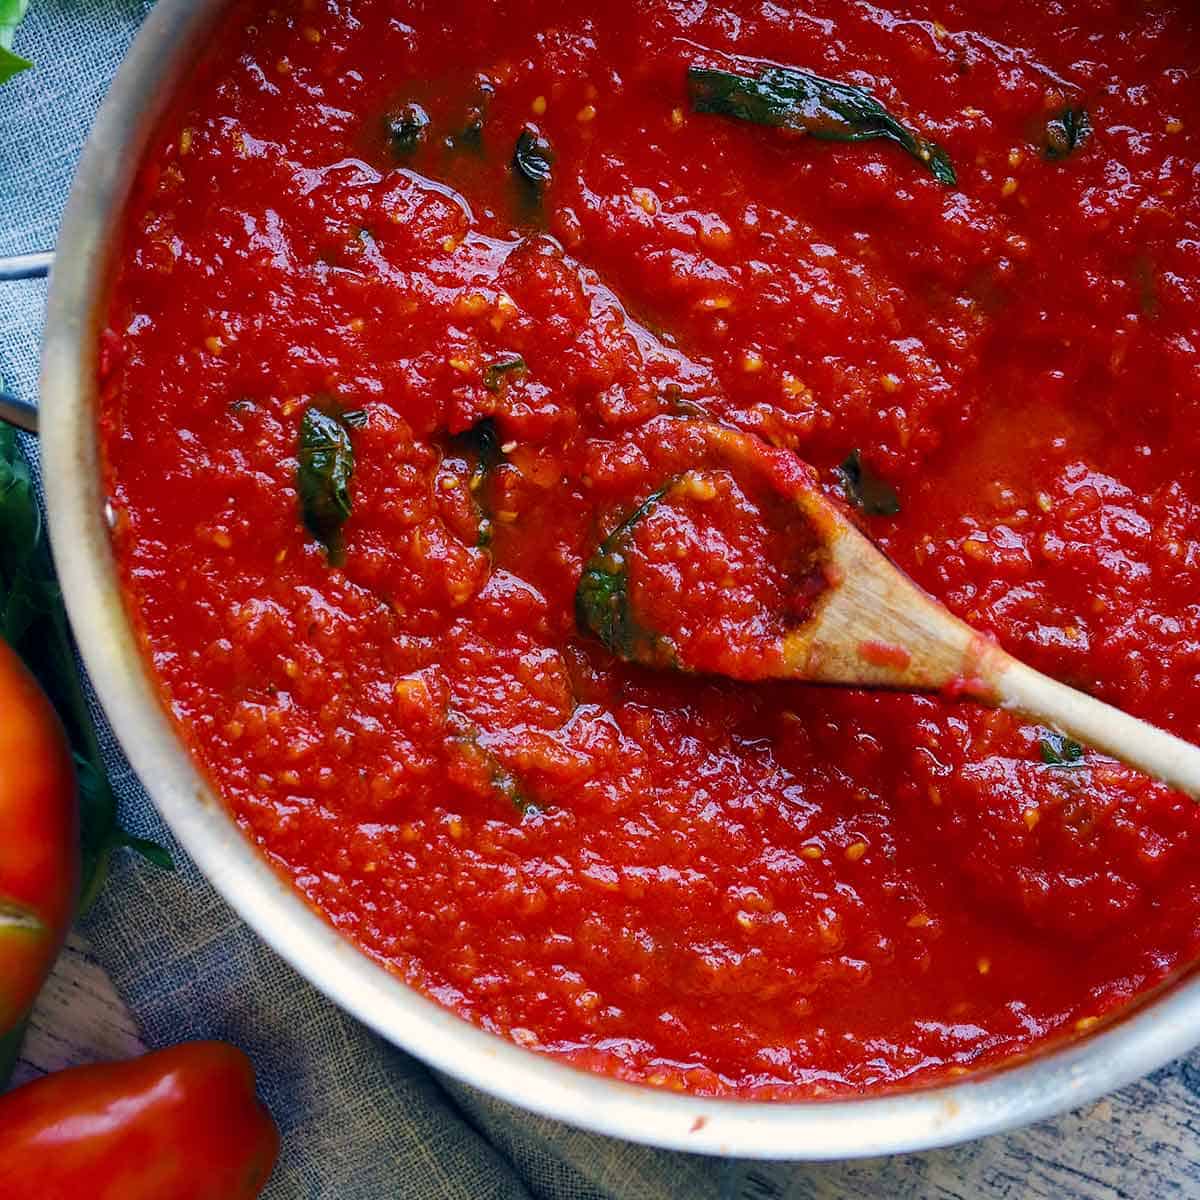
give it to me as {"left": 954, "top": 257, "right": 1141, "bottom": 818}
{"left": 99, "top": 0, "right": 1200, "bottom": 1097}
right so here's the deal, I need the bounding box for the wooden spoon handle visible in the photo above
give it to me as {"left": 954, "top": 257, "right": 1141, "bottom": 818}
{"left": 640, "top": 423, "right": 1200, "bottom": 799}
{"left": 780, "top": 503, "right": 1200, "bottom": 798}
{"left": 994, "top": 656, "right": 1200, "bottom": 799}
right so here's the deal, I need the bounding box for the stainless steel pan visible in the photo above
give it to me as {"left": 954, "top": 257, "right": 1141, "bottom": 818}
{"left": 25, "top": 0, "right": 1200, "bottom": 1158}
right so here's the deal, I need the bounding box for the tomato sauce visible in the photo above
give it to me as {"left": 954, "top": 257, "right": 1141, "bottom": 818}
{"left": 100, "top": 0, "right": 1200, "bottom": 1097}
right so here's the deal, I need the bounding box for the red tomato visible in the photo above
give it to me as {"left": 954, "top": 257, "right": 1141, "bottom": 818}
{"left": 0, "top": 1042, "right": 280, "bottom": 1199}
{"left": 0, "top": 637, "right": 79, "bottom": 1034}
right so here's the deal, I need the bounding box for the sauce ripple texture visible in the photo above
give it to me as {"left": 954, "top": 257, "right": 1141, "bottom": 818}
{"left": 100, "top": 0, "right": 1200, "bottom": 1097}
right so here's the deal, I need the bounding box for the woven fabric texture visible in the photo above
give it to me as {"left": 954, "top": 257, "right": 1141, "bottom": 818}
{"left": 3, "top": 4, "right": 1200, "bottom": 1199}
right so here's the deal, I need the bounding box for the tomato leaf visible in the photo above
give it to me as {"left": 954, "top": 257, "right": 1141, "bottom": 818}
{"left": 0, "top": 0, "right": 31, "bottom": 86}
{"left": 116, "top": 833, "right": 175, "bottom": 872}
{"left": 0, "top": 430, "right": 43, "bottom": 644}
{"left": 0, "top": 1019, "right": 24, "bottom": 1088}
{"left": 0, "top": 422, "right": 173, "bottom": 911}
{"left": 688, "top": 62, "right": 957, "bottom": 186}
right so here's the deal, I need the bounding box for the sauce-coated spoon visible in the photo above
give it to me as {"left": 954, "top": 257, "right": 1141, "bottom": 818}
{"left": 576, "top": 421, "right": 1200, "bottom": 799}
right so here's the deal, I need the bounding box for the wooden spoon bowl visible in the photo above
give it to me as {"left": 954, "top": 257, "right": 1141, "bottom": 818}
{"left": 577, "top": 420, "right": 1200, "bottom": 798}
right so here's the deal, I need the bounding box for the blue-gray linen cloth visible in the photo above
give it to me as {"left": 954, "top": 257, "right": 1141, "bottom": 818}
{"left": 4, "top": 3, "right": 1200, "bottom": 1197}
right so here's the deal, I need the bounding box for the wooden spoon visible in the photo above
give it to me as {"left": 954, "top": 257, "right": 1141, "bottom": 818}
{"left": 576, "top": 421, "right": 1200, "bottom": 799}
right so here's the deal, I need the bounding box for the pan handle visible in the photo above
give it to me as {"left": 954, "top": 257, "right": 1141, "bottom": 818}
{"left": 0, "top": 251, "right": 54, "bottom": 434}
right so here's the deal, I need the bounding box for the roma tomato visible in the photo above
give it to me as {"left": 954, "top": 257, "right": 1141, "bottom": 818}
{"left": 0, "top": 1041, "right": 279, "bottom": 1199}
{"left": 0, "top": 637, "right": 78, "bottom": 1034}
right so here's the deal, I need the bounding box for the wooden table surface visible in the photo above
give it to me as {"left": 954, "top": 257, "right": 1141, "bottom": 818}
{"left": 12, "top": 933, "right": 145, "bottom": 1089}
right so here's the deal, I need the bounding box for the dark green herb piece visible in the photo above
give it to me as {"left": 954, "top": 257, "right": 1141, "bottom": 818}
{"left": 1043, "top": 108, "right": 1091, "bottom": 161}
{"left": 688, "top": 63, "right": 957, "bottom": 186}
{"left": 514, "top": 127, "right": 553, "bottom": 195}
{"left": 479, "top": 747, "right": 535, "bottom": 816}
{"left": 448, "top": 717, "right": 537, "bottom": 816}
{"left": 73, "top": 757, "right": 175, "bottom": 887}
{"left": 0, "top": 421, "right": 172, "bottom": 924}
{"left": 386, "top": 102, "right": 431, "bottom": 156}
{"left": 837, "top": 450, "right": 901, "bottom": 516}
{"left": 1039, "top": 730, "right": 1085, "bottom": 767}
{"left": 116, "top": 832, "right": 175, "bottom": 871}
{"left": 576, "top": 483, "right": 677, "bottom": 664}
{"left": 483, "top": 354, "right": 526, "bottom": 393}
{"left": 1132, "top": 253, "right": 1160, "bottom": 319}
{"left": 298, "top": 406, "right": 356, "bottom": 564}
{"left": 451, "top": 115, "right": 485, "bottom": 152}
{"left": 0, "top": 427, "right": 41, "bottom": 647}
{"left": 452, "top": 417, "right": 504, "bottom": 478}
{"left": 450, "top": 418, "right": 506, "bottom": 546}
{"left": 449, "top": 74, "right": 495, "bottom": 151}
{"left": 341, "top": 408, "right": 369, "bottom": 429}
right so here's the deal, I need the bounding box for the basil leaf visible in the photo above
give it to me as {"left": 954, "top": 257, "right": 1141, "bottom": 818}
{"left": 448, "top": 714, "right": 537, "bottom": 816}
{"left": 450, "top": 418, "right": 504, "bottom": 547}
{"left": 1043, "top": 108, "right": 1091, "bottom": 161}
{"left": 453, "top": 417, "right": 503, "bottom": 475}
{"left": 453, "top": 112, "right": 485, "bottom": 152}
{"left": 576, "top": 551, "right": 632, "bottom": 654}
{"left": 0, "top": 421, "right": 171, "bottom": 911}
{"left": 837, "top": 450, "right": 901, "bottom": 516}
{"left": 514, "top": 128, "right": 553, "bottom": 194}
{"left": 688, "top": 63, "right": 957, "bottom": 186}
{"left": 298, "top": 407, "right": 356, "bottom": 564}
{"left": 449, "top": 74, "right": 495, "bottom": 152}
{"left": 386, "top": 102, "right": 430, "bottom": 156}
{"left": 0, "top": 0, "right": 31, "bottom": 86}
{"left": 486, "top": 755, "right": 534, "bottom": 815}
{"left": 576, "top": 484, "right": 675, "bottom": 663}
{"left": 1039, "top": 731, "right": 1085, "bottom": 767}
{"left": 483, "top": 354, "right": 526, "bottom": 393}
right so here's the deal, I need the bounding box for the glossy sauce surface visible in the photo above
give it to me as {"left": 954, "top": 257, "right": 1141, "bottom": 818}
{"left": 101, "top": 0, "right": 1200, "bottom": 1096}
